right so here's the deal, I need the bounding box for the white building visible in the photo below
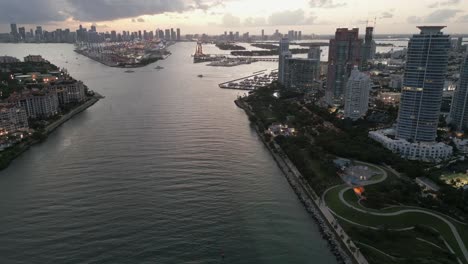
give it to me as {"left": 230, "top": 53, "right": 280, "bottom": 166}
{"left": 51, "top": 80, "right": 87, "bottom": 105}
{"left": 344, "top": 68, "right": 370, "bottom": 120}
{"left": 0, "top": 104, "right": 28, "bottom": 134}
{"left": 9, "top": 89, "right": 59, "bottom": 118}
{"left": 369, "top": 129, "right": 453, "bottom": 162}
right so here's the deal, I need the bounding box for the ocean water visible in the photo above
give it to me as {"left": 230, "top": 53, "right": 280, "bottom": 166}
{"left": 0, "top": 43, "right": 337, "bottom": 264}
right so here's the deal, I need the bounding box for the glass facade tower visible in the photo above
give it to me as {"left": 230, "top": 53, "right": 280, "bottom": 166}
{"left": 396, "top": 26, "right": 450, "bottom": 142}
{"left": 450, "top": 55, "right": 468, "bottom": 132}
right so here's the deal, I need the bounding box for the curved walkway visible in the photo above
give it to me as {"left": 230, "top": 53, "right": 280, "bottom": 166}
{"left": 322, "top": 161, "right": 468, "bottom": 264}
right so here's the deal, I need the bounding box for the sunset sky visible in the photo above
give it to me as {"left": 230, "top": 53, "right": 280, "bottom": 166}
{"left": 1, "top": 0, "right": 468, "bottom": 35}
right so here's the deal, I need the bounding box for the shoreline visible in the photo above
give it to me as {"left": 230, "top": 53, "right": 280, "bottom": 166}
{"left": 235, "top": 98, "right": 366, "bottom": 264}
{"left": 0, "top": 94, "right": 102, "bottom": 171}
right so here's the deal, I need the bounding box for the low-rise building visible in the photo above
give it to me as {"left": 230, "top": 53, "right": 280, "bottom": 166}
{"left": 0, "top": 104, "right": 28, "bottom": 134}
{"left": 0, "top": 56, "right": 20, "bottom": 63}
{"left": 369, "top": 129, "right": 453, "bottom": 162}
{"left": 389, "top": 74, "right": 403, "bottom": 89}
{"left": 267, "top": 123, "right": 296, "bottom": 137}
{"left": 376, "top": 92, "right": 401, "bottom": 105}
{"left": 24, "top": 55, "right": 44, "bottom": 63}
{"left": 416, "top": 177, "right": 440, "bottom": 193}
{"left": 453, "top": 138, "right": 468, "bottom": 154}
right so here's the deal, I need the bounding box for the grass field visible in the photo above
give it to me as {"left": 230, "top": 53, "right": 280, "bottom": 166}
{"left": 324, "top": 163, "right": 468, "bottom": 264}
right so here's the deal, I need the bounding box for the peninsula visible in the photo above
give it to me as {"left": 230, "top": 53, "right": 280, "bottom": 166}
{"left": 0, "top": 55, "right": 102, "bottom": 170}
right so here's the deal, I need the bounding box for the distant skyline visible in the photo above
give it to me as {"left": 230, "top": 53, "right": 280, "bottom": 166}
{"left": 1, "top": 0, "right": 468, "bottom": 35}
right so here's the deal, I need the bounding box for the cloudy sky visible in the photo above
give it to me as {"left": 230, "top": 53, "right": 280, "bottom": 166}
{"left": 1, "top": 0, "right": 468, "bottom": 35}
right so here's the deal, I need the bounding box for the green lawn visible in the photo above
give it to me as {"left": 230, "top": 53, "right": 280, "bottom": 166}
{"left": 325, "top": 185, "right": 468, "bottom": 263}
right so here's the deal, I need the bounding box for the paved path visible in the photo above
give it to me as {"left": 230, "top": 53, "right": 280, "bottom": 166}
{"left": 323, "top": 161, "right": 468, "bottom": 263}
{"left": 338, "top": 186, "right": 468, "bottom": 263}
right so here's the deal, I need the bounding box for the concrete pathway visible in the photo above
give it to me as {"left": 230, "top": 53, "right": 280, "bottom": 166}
{"left": 323, "top": 161, "right": 468, "bottom": 263}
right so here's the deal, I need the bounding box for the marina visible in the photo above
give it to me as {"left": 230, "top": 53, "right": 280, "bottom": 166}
{"left": 219, "top": 70, "right": 278, "bottom": 90}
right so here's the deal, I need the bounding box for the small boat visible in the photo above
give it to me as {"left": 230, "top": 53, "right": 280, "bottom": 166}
{"left": 125, "top": 70, "right": 135, "bottom": 73}
{"left": 154, "top": 66, "right": 164, "bottom": 70}
{"left": 197, "top": 74, "right": 203, "bottom": 78}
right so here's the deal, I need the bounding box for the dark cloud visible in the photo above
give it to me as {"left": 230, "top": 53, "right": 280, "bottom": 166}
{"left": 0, "top": 0, "right": 226, "bottom": 24}
{"left": 407, "top": 9, "right": 461, "bottom": 23}
{"left": 309, "top": 0, "right": 346, "bottom": 8}
{"left": 0, "top": 0, "right": 69, "bottom": 24}
{"left": 67, "top": 0, "right": 186, "bottom": 21}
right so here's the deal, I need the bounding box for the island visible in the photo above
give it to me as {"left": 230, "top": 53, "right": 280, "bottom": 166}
{"left": 215, "top": 42, "right": 246, "bottom": 50}
{"left": 231, "top": 48, "right": 310, "bottom": 56}
{"left": 74, "top": 40, "right": 171, "bottom": 68}
{"left": 0, "top": 55, "right": 103, "bottom": 170}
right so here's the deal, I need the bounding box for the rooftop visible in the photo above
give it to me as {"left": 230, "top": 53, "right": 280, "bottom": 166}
{"left": 417, "top": 26, "right": 446, "bottom": 35}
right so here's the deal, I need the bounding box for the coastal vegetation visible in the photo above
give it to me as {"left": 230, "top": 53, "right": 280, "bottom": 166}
{"left": 240, "top": 83, "right": 468, "bottom": 264}
{"left": 215, "top": 42, "right": 246, "bottom": 50}
{"left": 231, "top": 48, "right": 310, "bottom": 56}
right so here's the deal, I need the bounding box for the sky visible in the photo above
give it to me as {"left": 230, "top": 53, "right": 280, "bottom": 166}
{"left": 1, "top": 0, "right": 468, "bottom": 35}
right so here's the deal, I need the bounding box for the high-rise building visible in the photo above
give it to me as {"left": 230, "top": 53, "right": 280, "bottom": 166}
{"left": 307, "top": 47, "right": 321, "bottom": 61}
{"left": 176, "top": 28, "right": 181, "bottom": 41}
{"left": 90, "top": 24, "right": 97, "bottom": 32}
{"left": 278, "top": 38, "right": 292, "bottom": 85}
{"left": 288, "top": 30, "right": 294, "bottom": 40}
{"left": 165, "top": 29, "right": 170, "bottom": 40}
{"left": 284, "top": 58, "right": 321, "bottom": 91}
{"left": 457, "top": 37, "right": 464, "bottom": 52}
{"left": 35, "top": 26, "right": 43, "bottom": 41}
{"left": 396, "top": 26, "right": 450, "bottom": 142}
{"left": 361, "top": 27, "right": 376, "bottom": 70}
{"left": 10, "top": 23, "right": 18, "bottom": 41}
{"left": 344, "top": 67, "right": 370, "bottom": 120}
{"left": 170, "top": 28, "right": 175, "bottom": 40}
{"left": 110, "top": 30, "right": 117, "bottom": 42}
{"left": 449, "top": 55, "right": 468, "bottom": 132}
{"left": 261, "top": 29, "right": 264, "bottom": 40}
{"left": 18, "top": 27, "right": 26, "bottom": 41}
{"left": 326, "top": 28, "right": 362, "bottom": 105}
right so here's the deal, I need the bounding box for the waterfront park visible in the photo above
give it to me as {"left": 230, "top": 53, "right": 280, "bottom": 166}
{"left": 323, "top": 162, "right": 468, "bottom": 264}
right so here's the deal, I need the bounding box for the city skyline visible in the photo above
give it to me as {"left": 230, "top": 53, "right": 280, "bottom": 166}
{"left": 1, "top": 0, "right": 468, "bottom": 35}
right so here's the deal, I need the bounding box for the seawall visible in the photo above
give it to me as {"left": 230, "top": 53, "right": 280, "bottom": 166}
{"left": 235, "top": 98, "right": 366, "bottom": 264}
